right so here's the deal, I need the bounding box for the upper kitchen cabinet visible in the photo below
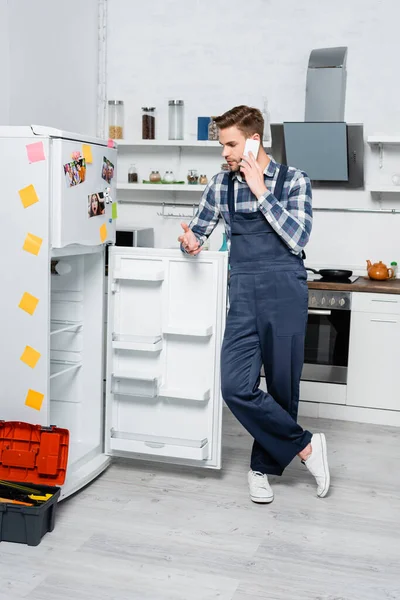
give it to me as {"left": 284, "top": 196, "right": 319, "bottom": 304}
{"left": 347, "top": 292, "right": 400, "bottom": 411}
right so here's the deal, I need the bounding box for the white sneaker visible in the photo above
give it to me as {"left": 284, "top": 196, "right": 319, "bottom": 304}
{"left": 304, "top": 433, "right": 330, "bottom": 498}
{"left": 248, "top": 470, "right": 274, "bottom": 504}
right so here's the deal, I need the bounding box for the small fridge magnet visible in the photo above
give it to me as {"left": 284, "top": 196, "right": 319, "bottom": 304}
{"left": 64, "top": 158, "right": 86, "bottom": 188}
{"left": 88, "top": 192, "right": 105, "bottom": 218}
{"left": 101, "top": 157, "right": 114, "bottom": 183}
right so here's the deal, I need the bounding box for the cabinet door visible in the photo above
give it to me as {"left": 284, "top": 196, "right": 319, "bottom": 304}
{"left": 347, "top": 311, "right": 400, "bottom": 410}
{"left": 106, "top": 247, "right": 228, "bottom": 468}
{"left": 50, "top": 138, "right": 116, "bottom": 248}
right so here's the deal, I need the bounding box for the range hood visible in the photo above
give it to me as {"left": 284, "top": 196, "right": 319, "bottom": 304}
{"left": 271, "top": 46, "right": 364, "bottom": 188}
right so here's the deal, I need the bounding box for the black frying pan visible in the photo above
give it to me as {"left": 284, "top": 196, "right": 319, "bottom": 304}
{"left": 306, "top": 267, "right": 353, "bottom": 280}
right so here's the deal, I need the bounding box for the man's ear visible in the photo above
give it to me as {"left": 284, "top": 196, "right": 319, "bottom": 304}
{"left": 253, "top": 133, "right": 261, "bottom": 141}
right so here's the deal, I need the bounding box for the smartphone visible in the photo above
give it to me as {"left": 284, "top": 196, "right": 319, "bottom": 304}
{"left": 243, "top": 138, "right": 260, "bottom": 158}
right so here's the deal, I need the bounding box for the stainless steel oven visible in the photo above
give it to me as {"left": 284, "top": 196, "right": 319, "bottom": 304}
{"left": 302, "top": 289, "right": 351, "bottom": 385}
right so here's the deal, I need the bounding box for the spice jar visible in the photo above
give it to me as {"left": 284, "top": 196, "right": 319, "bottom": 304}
{"left": 199, "top": 174, "right": 208, "bottom": 185}
{"left": 163, "top": 171, "right": 175, "bottom": 183}
{"left": 149, "top": 170, "right": 161, "bottom": 182}
{"left": 221, "top": 163, "right": 230, "bottom": 171}
{"left": 208, "top": 117, "right": 219, "bottom": 141}
{"left": 187, "top": 169, "right": 199, "bottom": 185}
{"left": 168, "top": 100, "right": 184, "bottom": 140}
{"left": 128, "top": 164, "right": 138, "bottom": 183}
{"left": 108, "top": 100, "right": 124, "bottom": 139}
{"left": 142, "top": 107, "right": 156, "bottom": 140}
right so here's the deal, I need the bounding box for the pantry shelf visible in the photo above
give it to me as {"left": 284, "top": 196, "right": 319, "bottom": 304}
{"left": 368, "top": 186, "right": 400, "bottom": 193}
{"left": 367, "top": 136, "right": 400, "bottom": 145}
{"left": 116, "top": 140, "right": 220, "bottom": 148}
{"left": 159, "top": 388, "right": 211, "bottom": 402}
{"left": 117, "top": 183, "right": 206, "bottom": 192}
{"left": 112, "top": 334, "right": 162, "bottom": 352}
{"left": 163, "top": 325, "right": 213, "bottom": 337}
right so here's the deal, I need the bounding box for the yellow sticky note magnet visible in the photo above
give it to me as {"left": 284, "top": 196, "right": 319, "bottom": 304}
{"left": 23, "top": 233, "right": 43, "bottom": 256}
{"left": 25, "top": 389, "right": 44, "bottom": 411}
{"left": 18, "top": 184, "right": 39, "bottom": 208}
{"left": 100, "top": 223, "right": 107, "bottom": 243}
{"left": 19, "top": 292, "right": 39, "bottom": 315}
{"left": 20, "top": 346, "right": 41, "bottom": 369}
{"left": 82, "top": 144, "right": 93, "bottom": 164}
{"left": 112, "top": 202, "right": 118, "bottom": 219}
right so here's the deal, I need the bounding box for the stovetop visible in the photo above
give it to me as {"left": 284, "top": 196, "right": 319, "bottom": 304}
{"left": 306, "top": 274, "right": 360, "bottom": 285}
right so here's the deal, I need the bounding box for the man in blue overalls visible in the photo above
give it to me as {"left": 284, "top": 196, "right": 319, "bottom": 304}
{"left": 179, "top": 106, "right": 330, "bottom": 503}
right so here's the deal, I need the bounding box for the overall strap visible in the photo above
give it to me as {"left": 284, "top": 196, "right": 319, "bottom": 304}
{"left": 227, "top": 171, "right": 235, "bottom": 219}
{"left": 273, "top": 164, "right": 289, "bottom": 201}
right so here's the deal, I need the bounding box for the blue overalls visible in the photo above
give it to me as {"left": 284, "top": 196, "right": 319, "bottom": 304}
{"left": 221, "top": 165, "right": 312, "bottom": 476}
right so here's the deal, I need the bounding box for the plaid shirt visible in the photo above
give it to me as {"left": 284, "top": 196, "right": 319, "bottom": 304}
{"left": 188, "top": 157, "right": 312, "bottom": 255}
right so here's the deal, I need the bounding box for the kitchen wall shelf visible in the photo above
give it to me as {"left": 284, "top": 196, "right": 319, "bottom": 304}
{"left": 117, "top": 140, "right": 220, "bottom": 148}
{"left": 111, "top": 334, "right": 162, "bottom": 352}
{"left": 117, "top": 183, "right": 207, "bottom": 193}
{"left": 113, "top": 270, "right": 164, "bottom": 282}
{"left": 367, "top": 137, "right": 400, "bottom": 145}
{"left": 159, "top": 388, "right": 211, "bottom": 402}
{"left": 163, "top": 325, "right": 213, "bottom": 337}
{"left": 368, "top": 186, "right": 400, "bottom": 193}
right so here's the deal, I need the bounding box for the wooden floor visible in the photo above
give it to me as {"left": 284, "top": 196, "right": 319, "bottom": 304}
{"left": 1, "top": 411, "right": 400, "bottom": 600}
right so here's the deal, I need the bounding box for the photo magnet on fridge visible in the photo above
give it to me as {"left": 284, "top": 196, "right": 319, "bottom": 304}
{"left": 88, "top": 192, "right": 105, "bottom": 218}
{"left": 101, "top": 157, "right": 114, "bottom": 184}
{"left": 64, "top": 158, "right": 86, "bottom": 188}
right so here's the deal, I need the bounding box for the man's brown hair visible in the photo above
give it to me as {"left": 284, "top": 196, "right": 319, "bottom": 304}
{"left": 214, "top": 105, "right": 264, "bottom": 139}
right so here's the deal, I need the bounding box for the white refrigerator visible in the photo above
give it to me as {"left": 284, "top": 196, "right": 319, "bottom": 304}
{"left": 0, "top": 125, "right": 228, "bottom": 499}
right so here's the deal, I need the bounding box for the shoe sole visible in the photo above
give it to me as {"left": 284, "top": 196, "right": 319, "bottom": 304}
{"left": 250, "top": 495, "right": 274, "bottom": 504}
{"left": 317, "top": 433, "right": 330, "bottom": 498}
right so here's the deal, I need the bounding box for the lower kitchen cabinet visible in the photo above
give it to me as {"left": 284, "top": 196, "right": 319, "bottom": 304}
{"left": 347, "top": 297, "right": 400, "bottom": 410}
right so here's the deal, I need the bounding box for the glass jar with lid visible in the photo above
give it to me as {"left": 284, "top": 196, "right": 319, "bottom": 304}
{"left": 168, "top": 100, "right": 184, "bottom": 140}
{"left": 149, "top": 170, "right": 161, "bottom": 183}
{"left": 108, "top": 100, "right": 124, "bottom": 139}
{"left": 208, "top": 117, "right": 219, "bottom": 141}
{"left": 163, "top": 170, "right": 175, "bottom": 183}
{"left": 142, "top": 107, "right": 156, "bottom": 140}
{"left": 187, "top": 169, "right": 199, "bottom": 185}
{"left": 128, "top": 164, "right": 138, "bottom": 183}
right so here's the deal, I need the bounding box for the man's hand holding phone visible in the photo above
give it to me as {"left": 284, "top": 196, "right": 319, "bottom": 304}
{"left": 178, "top": 223, "right": 202, "bottom": 255}
{"left": 240, "top": 138, "right": 267, "bottom": 199}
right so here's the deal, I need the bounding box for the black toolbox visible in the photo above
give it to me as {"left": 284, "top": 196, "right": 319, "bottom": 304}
{"left": 0, "top": 421, "right": 69, "bottom": 546}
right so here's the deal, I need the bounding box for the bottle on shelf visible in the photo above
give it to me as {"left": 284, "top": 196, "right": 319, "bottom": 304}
{"left": 262, "top": 96, "right": 272, "bottom": 146}
{"left": 390, "top": 261, "right": 398, "bottom": 278}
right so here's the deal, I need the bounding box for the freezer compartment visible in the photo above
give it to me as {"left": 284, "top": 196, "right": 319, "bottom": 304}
{"left": 50, "top": 251, "right": 105, "bottom": 467}
{"left": 50, "top": 138, "right": 116, "bottom": 248}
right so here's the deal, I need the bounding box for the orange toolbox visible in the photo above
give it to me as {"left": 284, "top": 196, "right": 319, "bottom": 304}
{"left": 0, "top": 421, "right": 69, "bottom": 546}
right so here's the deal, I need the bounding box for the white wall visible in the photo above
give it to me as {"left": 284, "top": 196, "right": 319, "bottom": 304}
{"left": 107, "top": 0, "right": 400, "bottom": 271}
{"left": 5, "top": 0, "right": 99, "bottom": 136}
{"left": 0, "top": 0, "right": 10, "bottom": 124}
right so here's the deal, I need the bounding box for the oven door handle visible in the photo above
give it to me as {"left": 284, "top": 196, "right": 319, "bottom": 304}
{"left": 308, "top": 309, "right": 332, "bottom": 315}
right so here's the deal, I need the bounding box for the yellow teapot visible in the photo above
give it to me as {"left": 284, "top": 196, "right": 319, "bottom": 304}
{"left": 366, "top": 260, "right": 394, "bottom": 280}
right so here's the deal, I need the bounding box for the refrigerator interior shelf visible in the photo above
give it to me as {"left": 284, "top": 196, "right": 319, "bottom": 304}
{"left": 112, "top": 333, "right": 162, "bottom": 352}
{"left": 50, "top": 320, "right": 83, "bottom": 336}
{"left": 159, "top": 387, "right": 211, "bottom": 402}
{"left": 50, "top": 360, "right": 82, "bottom": 380}
{"left": 113, "top": 270, "right": 164, "bottom": 282}
{"left": 110, "top": 431, "right": 209, "bottom": 460}
{"left": 163, "top": 325, "right": 213, "bottom": 337}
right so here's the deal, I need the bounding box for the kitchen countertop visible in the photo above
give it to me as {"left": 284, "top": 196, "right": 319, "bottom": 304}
{"left": 308, "top": 277, "right": 400, "bottom": 294}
